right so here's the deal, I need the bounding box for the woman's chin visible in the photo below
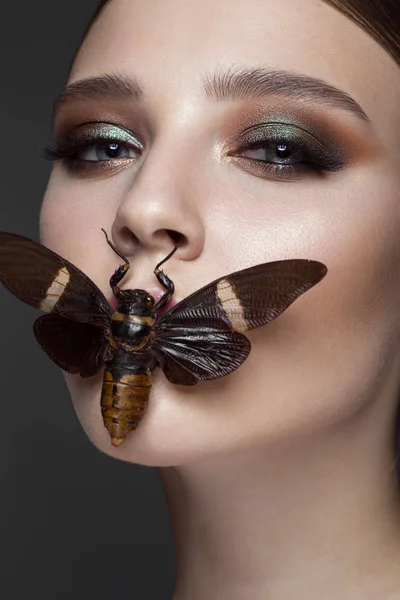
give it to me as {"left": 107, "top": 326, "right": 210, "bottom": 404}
{"left": 63, "top": 368, "right": 229, "bottom": 467}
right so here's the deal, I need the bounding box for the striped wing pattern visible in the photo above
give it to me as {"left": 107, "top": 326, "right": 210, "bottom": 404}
{"left": 0, "top": 232, "right": 327, "bottom": 386}
{"left": 0, "top": 232, "right": 112, "bottom": 324}
{"left": 0, "top": 232, "right": 112, "bottom": 377}
{"left": 154, "top": 259, "right": 327, "bottom": 384}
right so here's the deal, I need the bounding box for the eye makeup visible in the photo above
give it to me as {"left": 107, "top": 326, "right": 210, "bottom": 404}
{"left": 44, "top": 100, "right": 369, "bottom": 182}
{"left": 227, "top": 119, "right": 348, "bottom": 181}
{"left": 44, "top": 122, "right": 143, "bottom": 174}
{"left": 220, "top": 97, "right": 376, "bottom": 181}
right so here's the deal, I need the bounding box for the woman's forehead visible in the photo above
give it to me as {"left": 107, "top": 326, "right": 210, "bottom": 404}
{"left": 70, "top": 0, "right": 399, "bottom": 122}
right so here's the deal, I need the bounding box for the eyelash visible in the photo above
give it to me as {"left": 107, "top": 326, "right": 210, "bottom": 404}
{"left": 43, "top": 129, "right": 142, "bottom": 174}
{"left": 234, "top": 141, "right": 346, "bottom": 179}
{"left": 44, "top": 123, "right": 346, "bottom": 180}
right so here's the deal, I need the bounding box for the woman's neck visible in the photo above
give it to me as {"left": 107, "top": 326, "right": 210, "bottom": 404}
{"left": 159, "top": 399, "right": 400, "bottom": 600}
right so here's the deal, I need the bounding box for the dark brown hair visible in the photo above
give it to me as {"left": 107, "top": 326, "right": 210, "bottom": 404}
{"left": 77, "top": 0, "right": 400, "bottom": 68}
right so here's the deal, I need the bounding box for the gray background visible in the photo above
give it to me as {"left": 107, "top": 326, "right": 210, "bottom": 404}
{"left": 0, "top": 2, "right": 174, "bottom": 598}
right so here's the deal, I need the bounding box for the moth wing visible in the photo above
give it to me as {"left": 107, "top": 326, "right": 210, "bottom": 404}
{"left": 156, "top": 259, "right": 327, "bottom": 333}
{"left": 0, "top": 231, "right": 112, "bottom": 325}
{"left": 33, "top": 313, "right": 109, "bottom": 378}
{"left": 154, "top": 329, "right": 251, "bottom": 386}
{"left": 153, "top": 259, "right": 327, "bottom": 385}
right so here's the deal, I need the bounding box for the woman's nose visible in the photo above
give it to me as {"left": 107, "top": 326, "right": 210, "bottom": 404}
{"left": 110, "top": 141, "right": 206, "bottom": 262}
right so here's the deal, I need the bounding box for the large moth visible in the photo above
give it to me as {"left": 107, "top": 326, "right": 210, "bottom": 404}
{"left": 0, "top": 231, "right": 327, "bottom": 446}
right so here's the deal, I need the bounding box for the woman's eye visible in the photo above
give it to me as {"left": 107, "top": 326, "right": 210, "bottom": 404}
{"left": 230, "top": 123, "right": 348, "bottom": 180}
{"left": 44, "top": 122, "right": 144, "bottom": 175}
{"left": 240, "top": 142, "right": 301, "bottom": 165}
{"left": 77, "top": 141, "right": 140, "bottom": 162}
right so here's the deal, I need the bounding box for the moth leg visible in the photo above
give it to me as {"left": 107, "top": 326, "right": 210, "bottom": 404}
{"left": 109, "top": 264, "right": 130, "bottom": 296}
{"left": 154, "top": 246, "right": 178, "bottom": 309}
{"left": 106, "top": 332, "right": 118, "bottom": 351}
{"left": 103, "top": 345, "right": 116, "bottom": 363}
{"left": 102, "top": 229, "right": 131, "bottom": 295}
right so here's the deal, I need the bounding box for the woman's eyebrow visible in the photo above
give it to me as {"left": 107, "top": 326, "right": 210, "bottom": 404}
{"left": 54, "top": 66, "right": 372, "bottom": 126}
{"left": 53, "top": 73, "right": 143, "bottom": 118}
{"left": 203, "top": 66, "right": 372, "bottom": 125}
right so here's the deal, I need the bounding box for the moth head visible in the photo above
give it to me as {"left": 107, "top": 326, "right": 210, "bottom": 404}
{"left": 116, "top": 289, "right": 155, "bottom": 316}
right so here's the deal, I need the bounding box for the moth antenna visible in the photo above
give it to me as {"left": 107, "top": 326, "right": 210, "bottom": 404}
{"left": 101, "top": 229, "right": 129, "bottom": 266}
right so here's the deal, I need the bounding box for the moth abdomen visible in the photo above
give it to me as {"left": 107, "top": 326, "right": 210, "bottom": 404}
{"left": 101, "top": 349, "right": 157, "bottom": 447}
{"left": 101, "top": 368, "right": 153, "bottom": 447}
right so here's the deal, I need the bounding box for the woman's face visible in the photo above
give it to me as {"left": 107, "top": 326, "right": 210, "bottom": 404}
{"left": 40, "top": 0, "right": 400, "bottom": 466}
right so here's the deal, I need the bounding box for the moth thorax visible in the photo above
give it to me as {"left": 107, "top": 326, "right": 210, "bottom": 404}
{"left": 111, "top": 313, "right": 155, "bottom": 344}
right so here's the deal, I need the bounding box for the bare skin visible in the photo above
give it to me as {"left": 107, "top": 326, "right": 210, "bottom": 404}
{"left": 40, "top": 0, "right": 400, "bottom": 598}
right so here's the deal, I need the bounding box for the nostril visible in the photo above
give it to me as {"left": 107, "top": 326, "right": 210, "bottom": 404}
{"left": 120, "top": 226, "right": 139, "bottom": 246}
{"left": 166, "top": 229, "right": 186, "bottom": 247}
